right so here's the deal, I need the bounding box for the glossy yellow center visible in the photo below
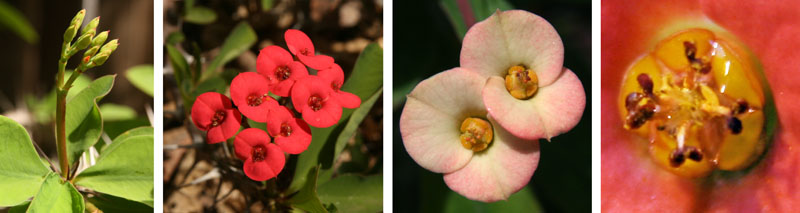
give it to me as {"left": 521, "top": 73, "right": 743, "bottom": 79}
{"left": 504, "top": 65, "right": 538, "bottom": 100}
{"left": 459, "top": 117, "right": 493, "bottom": 152}
{"left": 618, "top": 29, "right": 766, "bottom": 178}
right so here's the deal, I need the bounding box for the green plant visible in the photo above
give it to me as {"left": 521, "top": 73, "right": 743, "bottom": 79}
{"left": 0, "top": 9, "right": 154, "bottom": 212}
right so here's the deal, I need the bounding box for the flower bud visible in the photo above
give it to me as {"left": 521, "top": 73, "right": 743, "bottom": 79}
{"left": 99, "top": 39, "right": 119, "bottom": 53}
{"left": 69, "top": 9, "right": 86, "bottom": 32}
{"left": 63, "top": 25, "right": 77, "bottom": 43}
{"left": 82, "top": 17, "right": 100, "bottom": 35}
{"left": 84, "top": 46, "right": 99, "bottom": 58}
{"left": 91, "top": 53, "right": 109, "bottom": 67}
{"left": 74, "top": 33, "right": 93, "bottom": 50}
{"left": 92, "top": 31, "right": 109, "bottom": 47}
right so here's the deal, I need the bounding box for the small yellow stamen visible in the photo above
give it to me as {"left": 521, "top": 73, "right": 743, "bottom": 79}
{"left": 459, "top": 117, "right": 493, "bottom": 152}
{"left": 504, "top": 65, "right": 539, "bottom": 100}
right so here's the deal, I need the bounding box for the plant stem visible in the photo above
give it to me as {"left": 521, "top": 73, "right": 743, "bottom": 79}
{"left": 56, "top": 56, "right": 69, "bottom": 179}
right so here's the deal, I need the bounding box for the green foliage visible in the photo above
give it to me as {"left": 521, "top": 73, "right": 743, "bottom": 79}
{"left": 65, "top": 75, "right": 115, "bottom": 165}
{"left": 440, "top": 0, "right": 514, "bottom": 40}
{"left": 86, "top": 193, "right": 154, "bottom": 213}
{"left": 125, "top": 65, "right": 155, "bottom": 96}
{"left": 289, "top": 166, "right": 328, "bottom": 213}
{"left": 261, "top": 0, "right": 274, "bottom": 11}
{"left": 0, "top": 116, "right": 51, "bottom": 206}
{"left": 289, "top": 43, "right": 383, "bottom": 193}
{"left": 184, "top": 0, "right": 217, "bottom": 24}
{"left": 28, "top": 72, "right": 91, "bottom": 123}
{"left": 317, "top": 175, "right": 382, "bottom": 213}
{"left": 0, "top": 1, "right": 38, "bottom": 43}
{"left": 330, "top": 88, "right": 382, "bottom": 173}
{"left": 99, "top": 103, "right": 137, "bottom": 121}
{"left": 442, "top": 186, "right": 542, "bottom": 212}
{"left": 75, "top": 134, "right": 155, "bottom": 207}
{"left": 28, "top": 172, "right": 85, "bottom": 213}
{"left": 204, "top": 22, "right": 256, "bottom": 80}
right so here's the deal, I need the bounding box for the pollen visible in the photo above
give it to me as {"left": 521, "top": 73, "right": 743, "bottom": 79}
{"left": 280, "top": 123, "right": 292, "bottom": 137}
{"left": 504, "top": 65, "right": 539, "bottom": 100}
{"left": 252, "top": 145, "right": 266, "bottom": 162}
{"left": 618, "top": 28, "right": 767, "bottom": 177}
{"left": 308, "top": 95, "right": 323, "bottom": 111}
{"left": 210, "top": 111, "right": 226, "bottom": 127}
{"left": 275, "top": 66, "right": 291, "bottom": 80}
{"left": 459, "top": 117, "right": 493, "bottom": 152}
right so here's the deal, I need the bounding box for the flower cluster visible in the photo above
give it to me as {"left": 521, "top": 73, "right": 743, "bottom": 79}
{"left": 400, "top": 10, "right": 585, "bottom": 202}
{"left": 191, "top": 30, "right": 361, "bottom": 181}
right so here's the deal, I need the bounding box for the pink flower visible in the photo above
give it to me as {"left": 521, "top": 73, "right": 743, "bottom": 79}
{"left": 284, "top": 29, "right": 335, "bottom": 70}
{"left": 291, "top": 76, "right": 342, "bottom": 128}
{"left": 460, "top": 10, "right": 585, "bottom": 140}
{"left": 234, "top": 128, "right": 286, "bottom": 181}
{"left": 191, "top": 92, "right": 242, "bottom": 144}
{"left": 230, "top": 72, "right": 278, "bottom": 122}
{"left": 256, "top": 45, "right": 309, "bottom": 97}
{"left": 267, "top": 106, "right": 312, "bottom": 154}
{"left": 318, "top": 64, "right": 361, "bottom": 109}
{"left": 400, "top": 69, "right": 540, "bottom": 202}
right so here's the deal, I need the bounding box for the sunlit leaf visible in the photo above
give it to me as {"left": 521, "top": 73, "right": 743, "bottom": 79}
{"left": 317, "top": 175, "right": 382, "bottom": 212}
{"left": 443, "top": 186, "right": 542, "bottom": 212}
{"left": 99, "top": 103, "right": 137, "bottom": 121}
{"left": 87, "top": 193, "right": 154, "bottom": 213}
{"left": 0, "top": 116, "right": 50, "bottom": 206}
{"left": 75, "top": 135, "right": 154, "bottom": 207}
{"left": 27, "top": 172, "right": 84, "bottom": 212}
{"left": 125, "top": 65, "right": 154, "bottom": 96}
{"left": 184, "top": 6, "right": 217, "bottom": 24}
{"left": 289, "top": 166, "right": 327, "bottom": 213}
{"left": 0, "top": 1, "right": 38, "bottom": 43}
{"left": 65, "top": 75, "right": 115, "bottom": 165}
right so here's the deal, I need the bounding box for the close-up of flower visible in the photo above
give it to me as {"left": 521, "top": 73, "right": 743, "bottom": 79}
{"left": 292, "top": 76, "right": 342, "bottom": 128}
{"left": 234, "top": 128, "right": 286, "bottom": 181}
{"left": 256, "top": 45, "right": 309, "bottom": 97}
{"left": 230, "top": 72, "right": 278, "bottom": 122}
{"left": 285, "top": 29, "right": 335, "bottom": 70}
{"left": 461, "top": 10, "right": 585, "bottom": 141}
{"left": 319, "top": 64, "right": 362, "bottom": 109}
{"left": 267, "top": 106, "right": 312, "bottom": 154}
{"left": 190, "top": 92, "right": 242, "bottom": 144}
{"left": 602, "top": 0, "right": 800, "bottom": 211}
{"left": 401, "top": 69, "right": 540, "bottom": 202}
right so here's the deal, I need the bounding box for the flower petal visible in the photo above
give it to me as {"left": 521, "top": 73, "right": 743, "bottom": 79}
{"left": 400, "top": 69, "right": 487, "bottom": 173}
{"left": 243, "top": 143, "right": 285, "bottom": 181}
{"left": 257, "top": 45, "right": 293, "bottom": 79}
{"left": 285, "top": 29, "right": 315, "bottom": 56}
{"left": 207, "top": 109, "right": 242, "bottom": 144}
{"left": 335, "top": 91, "right": 361, "bottom": 109}
{"left": 302, "top": 100, "right": 342, "bottom": 128}
{"left": 230, "top": 72, "right": 276, "bottom": 122}
{"left": 443, "top": 116, "right": 540, "bottom": 202}
{"left": 460, "top": 10, "right": 564, "bottom": 86}
{"left": 482, "top": 68, "right": 585, "bottom": 140}
{"left": 191, "top": 92, "right": 233, "bottom": 130}
{"left": 298, "top": 54, "right": 335, "bottom": 70}
{"left": 274, "top": 119, "right": 312, "bottom": 154}
{"left": 233, "top": 128, "right": 270, "bottom": 160}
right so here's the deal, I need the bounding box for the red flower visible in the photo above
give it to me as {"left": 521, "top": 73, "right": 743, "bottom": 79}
{"left": 191, "top": 92, "right": 242, "bottom": 144}
{"left": 602, "top": 0, "right": 800, "bottom": 211}
{"left": 257, "top": 45, "right": 309, "bottom": 97}
{"left": 267, "top": 106, "right": 312, "bottom": 154}
{"left": 284, "top": 29, "right": 335, "bottom": 70}
{"left": 318, "top": 64, "right": 361, "bottom": 109}
{"left": 291, "top": 76, "right": 342, "bottom": 128}
{"left": 233, "top": 128, "right": 286, "bottom": 181}
{"left": 230, "top": 72, "right": 278, "bottom": 122}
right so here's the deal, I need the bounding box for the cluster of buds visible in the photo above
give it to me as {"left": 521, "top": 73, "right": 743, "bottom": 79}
{"left": 191, "top": 29, "right": 361, "bottom": 181}
{"left": 62, "top": 9, "right": 119, "bottom": 72}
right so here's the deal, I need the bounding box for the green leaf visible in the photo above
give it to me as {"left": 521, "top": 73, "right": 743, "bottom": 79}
{"left": 65, "top": 75, "right": 115, "bottom": 165}
{"left": 75, "top": 135, "right": 154, "bottom": 207}
{"left": 443, "top": 186, "right": 542, "bottom": 212}
{"left": 330, "top": 88, "right": 382, "bottom": 172}
{"left": 289, "top": 43, "right": 383, "bottom": 192}
{"left": 204, "top": 22, "right": 256, "bottom": 80}
{"left": 0, "top": 116, "right": 51, "bottom": 206}
{"left": 101, "top": 126, "right": 153, "bottom": 153}
{"left": 468, "top": 0, "right": 514, "bottom": 22}
{"left": 317, "top": 175, "right": 382, "bottom": 212}
{"left": 7, "top": 201, "right": 29, "bottom": 213}
{"left": 87, "top": 193, "right": 154, "bottom": 213}
{"left": 125, "top": 65, "right": 154, "bottom": 96}
{"left": 165, "top": 31, "right": 185, "bottom": 45}
{"left": 440, "top": 0, "right": 469, "bottom": 40}
{"left": 99, "top": 103, "right": 137, "bottom": 121}
{"left": 289, "top": 166, "right": 327, "bottom": 213}
{"left": 0, "top": 1, "right": 38, "bottom": 44}
{"left": 28, "top": 72, "right": 91, "bottom": 124}
{"left": 184, "top": 6, "right": 217, "bottom": 24}
{"left": 440, "top": 0, "right": 514, "bottom": 40}
{"left": 28, "top": 172, "right": 84, "bottom": 213}
{"left": 261, "top": 0, "right": 274, "bottom": 11}
{"left": 246, "top": 118, "right": 267, "bottom": 132}
{"left": 192, "top": 75, "right": 227, "bottom": 97}
{"left": 103, "top": 117, "right": 151, "bottom": 140}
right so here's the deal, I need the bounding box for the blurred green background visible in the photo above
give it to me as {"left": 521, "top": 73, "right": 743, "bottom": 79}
{"left": 393, "top": 0, "right": 590, "bottom": 212}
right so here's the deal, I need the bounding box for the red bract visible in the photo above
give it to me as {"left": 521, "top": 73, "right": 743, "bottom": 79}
{"left": 230, "top": 72, "right": 278, "bottom": 122}
{"left": 291, "top": 76, "right": 342, "bottom": 128}
{"left": 602, "top": 0, "right": 800, "bottom": 211}
{"left": 318, "top": 64, "right": 361, "bottom": 109}
{"left": 267, "top": 106, "right": 312, "bottom": 154}
{"left": 256, "top": 45, "right": 309, "bottom": 97}
{"left": 191, "top": 92, "right": 242, "bottom": 144}
{"left": 285, "top": 29, "right": 335, "bottom": 70}
{"left": 234, "top": 128, "right": 286, "bottom": 181}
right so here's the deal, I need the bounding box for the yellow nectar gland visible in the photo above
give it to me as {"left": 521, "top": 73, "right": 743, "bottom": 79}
{"left": 618, "top": 29, "right": 766, "bottom": 178}
{"left": 505, "top": 65, "right": 539, "bottom": 100}
{"left": 459, "top": 117, "right": 493, "bottom": 152}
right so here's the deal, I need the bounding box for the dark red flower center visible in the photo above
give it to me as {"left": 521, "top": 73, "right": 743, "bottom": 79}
{"left": 252, "top": 145, "right": 266, "bottom": 162}
{"left": 308, "top": 95, "right": 323, "bottom": 111}
{"left": 210, "top": 111, "right": 226, "bottom": 127}
{"left": 331, "top": 82, "right": 340, "bottom": 92}
{"left": 280, "top": 123, "right": 292, "bottom": 137}
{"left": 275, "top": 66, "right": 291, "bottom": 80}
{"left": 246, "top": 94, "right": 264, "bottom": 106}
{"left": 300, "top": 48, "right": 311, "bottom": 56}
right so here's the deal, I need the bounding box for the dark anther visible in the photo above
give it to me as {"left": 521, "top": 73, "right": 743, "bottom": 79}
{"left": 686, "top": 146, "right": 703, "bottom": 162}
{"left": 727, "top": 116, "right": 743, "bottom": 134}
{"left": 625, "top": 92, "right": 644, "bottom": 112}
{"left": 684, "top": 41, "right": 697, "bottom": 59}
{"left": 626, "top": 102, "right": 655, "bottom": 129}
{"left": 657, "top": 125, "right": 666, "bottom": 131}
{"left": 637, "top": 73, "right": 654, "bottom": 94}
{"left": 735, "top": 99, "right": 749, "bottom": 115}
{"left": 669, "top": 148, "right": 686, "bottom": 167}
